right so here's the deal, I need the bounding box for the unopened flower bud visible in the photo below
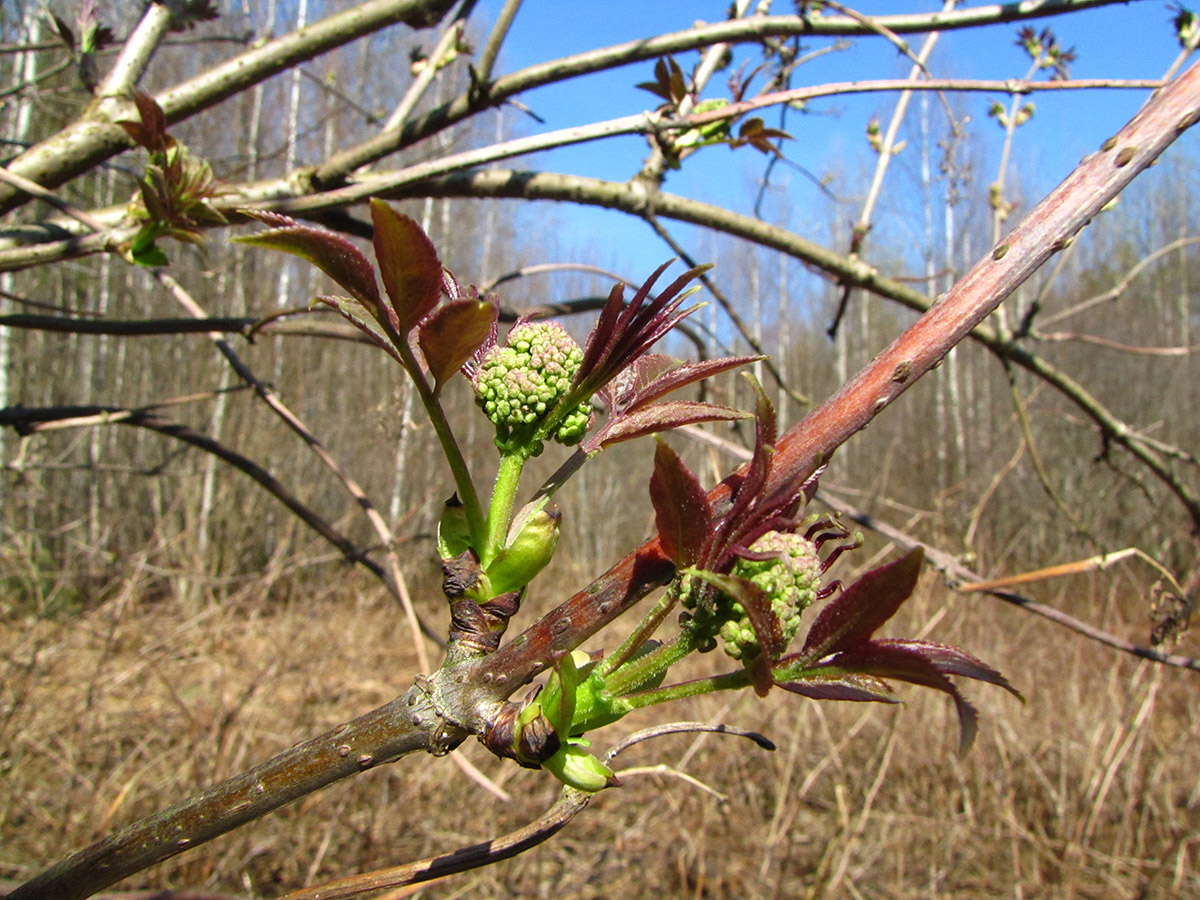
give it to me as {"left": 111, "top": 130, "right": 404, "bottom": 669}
{"left": 542, "top": 739, "right": 619, "bottom": 792}
{"left": 436, "top": 495, "right": 472, "bottom": 559}
{"left": 485, "top": 505, "right": 561, "bottom": 595}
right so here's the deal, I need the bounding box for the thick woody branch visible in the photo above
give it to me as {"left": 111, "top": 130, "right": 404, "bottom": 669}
{"left": 763, "top": 58, "right": 1200, "bottom": 517}
{"left": 0, "top": 0, "right": 458, "bottom": 214}
{"left": 0, "top": 76, "right": 1165, "bottom": 267}
{"left": 480, "top": 58, "right": 1200, "bottom": 690}
{"left": 4, "top": 686, "right": 459, "bottom": 900}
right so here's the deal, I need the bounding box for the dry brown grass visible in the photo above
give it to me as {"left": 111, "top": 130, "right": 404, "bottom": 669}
{"left": 2, "top": 561, "right": 1198, "bottom": 900}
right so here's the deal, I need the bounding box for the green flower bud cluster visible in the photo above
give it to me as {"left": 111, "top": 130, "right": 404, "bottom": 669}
{"left": 681, "top": 531, "right": 822, "bottom": 660}
{"left": 472, "top": 321, "right": 591, "bottom": 453}
{"left": 721, "top": 531, "right": 822, "bottom": 660}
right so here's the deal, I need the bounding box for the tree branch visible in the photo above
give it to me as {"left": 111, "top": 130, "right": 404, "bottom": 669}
{"left": 478, "top": 56, "right": 1200, "bottom": 690}
{"left": 0, "top": 0, "right": 459, "bottom": 214}
{"left": 3, "top": 686, "right": 459, "bottom": 900}
{"left": 312, "top": 0, "right": 1136, "bottom": 183}
{"left": 0, "top": 404, "right": 377, "bottom": 574}
{"left": 0, "top": 76, "right": 1167, "bottom": 267}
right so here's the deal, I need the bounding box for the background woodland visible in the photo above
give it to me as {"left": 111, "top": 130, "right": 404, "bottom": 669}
{"left": 1, "top": 1, "right": 1198, "bottom": 897}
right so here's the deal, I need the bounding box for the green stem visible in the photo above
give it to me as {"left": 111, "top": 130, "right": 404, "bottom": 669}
{"left": 604, "top": 628, "right": 695, "bottom": 697}
{"left": 482, "top": 450, "right": 527, "bottom": 568}
{"left": 598, "top": 583, "right": 680, "bottom": 677}
{"left": 393, "top": 335, "right": 486, "bottom": 550}
{"left": 621, "top": 668, "right": 752, "bottom": 709}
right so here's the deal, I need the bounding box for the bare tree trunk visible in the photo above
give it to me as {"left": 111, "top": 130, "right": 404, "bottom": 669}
{"left": 0, "top": 6, "right": 41, "bottom": 515}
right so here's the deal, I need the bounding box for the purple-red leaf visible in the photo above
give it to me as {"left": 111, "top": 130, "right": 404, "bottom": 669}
{"left": 636, "top": 56, "right": 687, "bottom": 105}
{"left": 235, "top": 211, "right": 386, "bottom": 322}
{"left": 313, "top": 295, "right": 402, "bottom": 364}
{"left": 370, "top": 199, "right": 442, "bottom": 334}
{"left": 721, "top": 380, "right": 777, "bottom": 544}
{"left": 418, "top": 298, "right": 498, "bottom": 391}
{"left": 750, "top": 376, "right": 777, "bottom": 452}
{"left": 590, "top": 400, "right": 750, "bottom": 450}
{"left": 576, "top": 262, "right": 709, "bottom": 394}
{"left": 818, "top": 640, "right": 980, "bottom": 754}
{"left": 777, "top": 672, "right": 900, "bottom": 703}
{"left": 801, "top": 547, "right": 925, "bottom": 660}
{"left": 598, "top": 354, "right": 677, "bottom": 412}
{"left": 622, "top": 355, "right": 762, "bottom": 411}
{"left": 118, "top": 91, "right": 172, "bottom": 153}
{"left": 875, "top": 639, "right": 1022, "bottom": 700}
{"left": 649, "top": 438, "right": 711, "bottom": 567}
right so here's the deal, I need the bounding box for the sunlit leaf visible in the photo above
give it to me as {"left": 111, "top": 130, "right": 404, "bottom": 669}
{"left": 801, "top": 547, "right": 925, "bottom": 661}
{"left": 597, "top": 354, "right": 676, "bottom": 411}
{"left": 235, "top": 212, "right": 387, "bottom": 327}
{"left": 817, "top": 640, "right": 980, "bottom": 754}
{"left": 592, "top": 400, "right": 749, "bottom": 450}
{"left": 417, "top": 298, "right": 498, "bottom": 391}
{"left": 875, "top": 639, "right": 1022, "bottom": 700}
{"left": 649, "top": 438, "right": 711, "bottom": 567}
{"left": 576, "top": 261, "right": 709, "bottom": 394}
{"left": 370, "top": 199, "right": 442, "bottom": 334}
{"left": 619, "top": 355, "right": 761, "bottom": 410}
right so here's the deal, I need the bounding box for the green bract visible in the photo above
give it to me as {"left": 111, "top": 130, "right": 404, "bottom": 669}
{"left": 720, "top": 531, "right": 822, "bottom": 660}
{"left": 472, "top": 322, "right": 590, "bottom": 453}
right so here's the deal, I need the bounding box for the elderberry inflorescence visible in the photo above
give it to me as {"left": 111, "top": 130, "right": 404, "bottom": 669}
{"left": 472, "top": 321, "right": 591, "bottom": 454}
{"left": 683, "top": 530, "right": 824, "bottom": 660}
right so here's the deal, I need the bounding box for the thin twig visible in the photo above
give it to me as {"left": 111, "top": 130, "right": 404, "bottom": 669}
{"left": 380, "top": 6, "right": 472, "bottom": 133}
{"left": 276, "top": 789, "right": 592, "bottom": 900}
{"left": 829, "top": 3, "right": 955, "bottom": 338}
{"left": 0, "top": 404, "right": 376, "bottom": 571}
{"left": 280, "top": 720, "right": 773, "bottom": 900}
{"left": 472, "top": 0, "right": 522, "bottom": 93}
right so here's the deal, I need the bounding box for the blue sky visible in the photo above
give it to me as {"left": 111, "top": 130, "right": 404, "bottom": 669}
{"left": 470, "top": 1, "right": 1193, "bottom": 280}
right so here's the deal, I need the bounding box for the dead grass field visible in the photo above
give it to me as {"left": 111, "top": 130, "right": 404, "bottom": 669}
{"left": 2, "top": 561, "right": 1198, "bottom": 900}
